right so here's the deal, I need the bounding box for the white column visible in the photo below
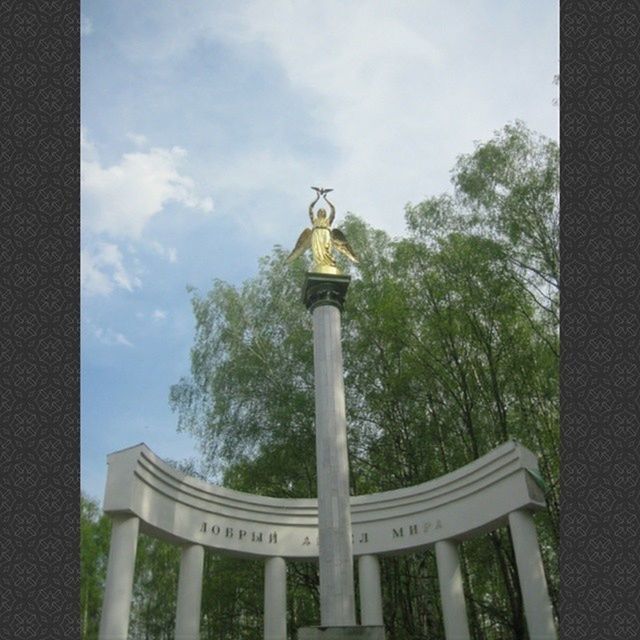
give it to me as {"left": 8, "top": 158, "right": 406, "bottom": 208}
{"left": 264, "top": 556, "right": 287, "bottom": 640}
{"left": 435, "top": 539, "right": 471, "bottom": 640}
{"left": 99, "top": 514, "right": 140, "bottom": 640}
{"left": 508, "top": 510, "right": 558, "bottom": 640}
{"left": 312, "top": 303, "right": 357, "bottom": 626}
{"left": 358, "top": 555, "right": 383, "bottom": 626}
{"left": 175, "top": 544, "right": 205, "bottom": 640}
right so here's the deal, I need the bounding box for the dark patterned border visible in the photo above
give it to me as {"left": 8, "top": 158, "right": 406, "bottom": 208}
{"left": 560, "top": 1, "right": 640, "bottom": 638}
{"left": 0, "top": 1, "right": 80, "bottom": 638}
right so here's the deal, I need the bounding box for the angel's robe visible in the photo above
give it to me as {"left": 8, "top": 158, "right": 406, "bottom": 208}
{"left": 311, "top": 216, "right": 336, "bottom": 268}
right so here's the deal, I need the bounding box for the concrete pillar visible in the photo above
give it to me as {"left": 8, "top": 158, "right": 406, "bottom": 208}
{"left": 264, "top": 556, "right": 287, "bottom": 640}
{"left": 175, "top": 544, "right": 204, "bottom": 640}
{"left": 435, "top": 540, "right": 471, "bottom": 640}
{"left": 508, "top": 510, "right": 558, "bottom": 640}
{"left": 311, "top": 301, "right": 357, "bottom": 626}
{"left": 98, "top": 514, "right": 140, "bottom": 640}
{"left": 358, "top": 555, "right": 383, "bottom": 626}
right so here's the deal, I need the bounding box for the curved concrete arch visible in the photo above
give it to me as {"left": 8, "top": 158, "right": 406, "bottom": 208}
{"left": 103, "top": 440, "right": 545, "bottom": 560}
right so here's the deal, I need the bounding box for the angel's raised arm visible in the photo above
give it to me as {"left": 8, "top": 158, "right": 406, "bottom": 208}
{"left": 324, "top": 194, "right": 336, "bottom": 224}
{"left": 309, "top": 193, "right": 321, "bottom": 223}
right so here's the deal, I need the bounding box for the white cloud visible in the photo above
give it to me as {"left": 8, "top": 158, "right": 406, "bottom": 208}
{"left": 82, "top": 138, "right": 213, "bottom": 239}
{"left": 200, "top": 1, "right": 558, "bottom": 233}
{"left": 80, "top": 126, "right": 97, "bottom": 160}
{"left": 81, "top": 16, "right": 93, "bottom": 37}
{"left": 93, "top": 326, "right": 133, "bottom": 348}
{"left": 81, "top": 130, "right": 212, "bottom": 294}
{"left": 221, "top": 2, "right": 556, "bottom": 231}
{"left": 149, "top": 240, "right": 178, "bottom": 263}
{"left": 126, "top": 132, "right": 148, "bottom": 147}
{"left": 81, "top": 243, "right": 141, "bottom": 296}
{"left": 81, "top": 249, "right": 112, "bottom": 296}
{"left": 133, "top": 308, "right": 168, "bottom": 322}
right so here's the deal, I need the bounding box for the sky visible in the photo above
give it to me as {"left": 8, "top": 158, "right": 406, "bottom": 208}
{"left": 81, "top": 0, "right": 559, "bottom": 503}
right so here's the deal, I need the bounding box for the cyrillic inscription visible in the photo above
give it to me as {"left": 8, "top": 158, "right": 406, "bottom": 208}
{"left": 198, "top": 523, "right": 278, "bottom": 544}
{"left": 393, "top": 519, "right": 443, "bottom": 539}
{"left": 199, "top": 520, "right": 443, "bottom": 548}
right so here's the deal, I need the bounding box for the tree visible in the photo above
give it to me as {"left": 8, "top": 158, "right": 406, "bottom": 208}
{"left": 407, "top": 120, "right": 559, "bottom": 325}
{"left": 80, "top": 494, "right": 111, "bottom": 640}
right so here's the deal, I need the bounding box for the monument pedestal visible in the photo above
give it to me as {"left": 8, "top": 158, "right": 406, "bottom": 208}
{"left": 298, "top": 626, "right": 385, "bottom": 640}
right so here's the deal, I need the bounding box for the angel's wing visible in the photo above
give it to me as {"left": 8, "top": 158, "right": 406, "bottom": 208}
{"left": 331, "top": 229, "right": 359, "bottom": 264}
{"left": 286, "top": 228, "right": 312, "bottom": 262}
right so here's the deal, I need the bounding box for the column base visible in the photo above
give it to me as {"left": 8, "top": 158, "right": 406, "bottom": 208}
{"left": 298, "top": 626, "right": 385, "bottom": 640}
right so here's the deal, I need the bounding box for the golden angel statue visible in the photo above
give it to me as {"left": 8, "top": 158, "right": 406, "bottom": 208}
{"left": 287, "top": 187, "right": 359, "bottom": 275}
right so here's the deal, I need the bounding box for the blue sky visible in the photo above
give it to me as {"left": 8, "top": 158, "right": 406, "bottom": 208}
{"left": 81, "top": 0, "right": 558, "bottom": 503}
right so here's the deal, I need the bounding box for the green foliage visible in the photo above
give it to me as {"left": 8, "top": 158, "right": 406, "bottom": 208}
{"left": 128, "top": 535, "right": 180, "bottom": 639}
{"left": 81, "top": 494, "right": 111, "bottom": 640}
{"left": 170, "top": 251, "right": 318, "bottom": 496}
{"left": 407, "top": 120, "right": 559, "bottom": 323}
{"left": 83, "top": 122, "right": 559, "bottom": 640}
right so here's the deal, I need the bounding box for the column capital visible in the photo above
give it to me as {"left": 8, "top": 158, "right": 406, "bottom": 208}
{"left": 303, "top": 272, "right": 351, "bottom": 313}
